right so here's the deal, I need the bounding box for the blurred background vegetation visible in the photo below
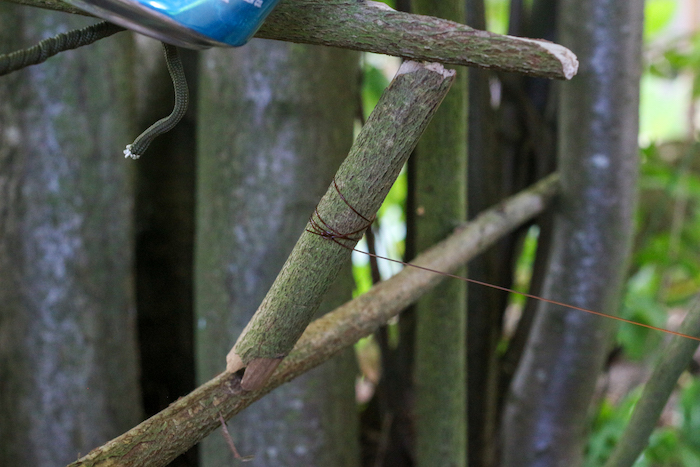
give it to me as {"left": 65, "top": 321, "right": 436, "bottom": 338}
{"left": 353, "top": 0, "right": 700, "bottom": 465}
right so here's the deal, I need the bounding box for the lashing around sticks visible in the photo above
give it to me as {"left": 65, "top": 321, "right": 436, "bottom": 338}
{"left": 306, "top": 178, "right": 375, "bottom": 250}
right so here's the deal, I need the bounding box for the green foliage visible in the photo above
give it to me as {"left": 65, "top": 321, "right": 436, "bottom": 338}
{"left": 585, "top": 389, "right": 641, "bottom": 467}
{"left": 509, "top": 225, "right": 539, "bottom": 308}
{"left": 678, "top": 379, "right": 700, "bottom": 456}
{"left": 633, "top": 379, "right": 700, "bottom": 466}
{"left": 353, "top": 54, "right": 406, "bottom": 296}
{"left": 352, "top": 260, "right": 373, "bottom": 297}
{"left": 644, "top": 0, "right": 677, "bottom": 40}
{"left": 361, "top": 58, "right": 390, "bottom": 122}
{"left": 485, "top": 0, "right": 509, "bottom": 34}
{"left": 586, "top": 379, "right": 700, "bottom": 466}
{"left": 587, "top": 141, "right": 700, "bottom": 464}
{"left": 633, "top": 143, "right": 700, "bottom": 305}
{"left": 618, "top": 266, "right": 666, "bottom": 361}
{"left": 649, "top": 32, "right": 700, "bottom": 100}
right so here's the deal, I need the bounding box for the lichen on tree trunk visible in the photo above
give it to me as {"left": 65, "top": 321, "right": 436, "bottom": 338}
{"left": 0, "top": 5, "right": 141, "bottom": 465}
{"left": 501, "top": 0, "right": 642, "bottom": 465}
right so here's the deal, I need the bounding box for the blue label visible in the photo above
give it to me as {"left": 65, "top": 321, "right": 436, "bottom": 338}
{"left": 140, "top": 0, "right": 278, "bottom": 46}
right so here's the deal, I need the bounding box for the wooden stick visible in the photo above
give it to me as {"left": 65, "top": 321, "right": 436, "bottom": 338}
{"left": 258, "top": 0, "right": 578, "bottom": 80}
{"left": 227, "top": 60, "right": 455, "bottom": 390}
{"left": 603, "top": 294, "right": 700, "bottom": 467}
{"left": 68, "top": 174, "right": 559, "bottom": 467}
{"left": 5, "top": 0, "right": 578, "bottom": 80}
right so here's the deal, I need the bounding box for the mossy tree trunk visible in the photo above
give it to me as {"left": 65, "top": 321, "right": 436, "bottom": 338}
{"left": 0, "top": 5, "right": 141, "bottom": 465}
{"left": 195, "top": 39, "right": 360, "bottom": 466}
{"left": 408, "top": 0, "right": 468, "bottom": 465}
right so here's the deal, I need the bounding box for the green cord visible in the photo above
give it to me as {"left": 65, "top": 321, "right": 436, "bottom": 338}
{"left": 0, "top": 20, "right": 190, "bottom": 160}
{"left": 0, "top": 21, "right": 125, "bottom": 76}
{"left": 124, "top": 43, "right": 189, "bottom": 160}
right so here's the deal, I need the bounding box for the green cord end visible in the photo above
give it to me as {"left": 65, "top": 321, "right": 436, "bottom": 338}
{"left": 123, "top": 144, "right": 140, "bottom": 160}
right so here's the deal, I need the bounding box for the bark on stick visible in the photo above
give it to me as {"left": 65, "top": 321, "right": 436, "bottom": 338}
{"left": 258, "top": 0, "right": 578, "bottom": 80}
{"left": 7, "top": 0, "right": 578, "bottom": 80}
{"left": 68, "top": 174, "right": 559, "bottom": 467}
{"left": 226, "top": 60, "right": 455, "bottom": 390}
{"left": 604, "top": 295, "right": 700, "bottom": 467}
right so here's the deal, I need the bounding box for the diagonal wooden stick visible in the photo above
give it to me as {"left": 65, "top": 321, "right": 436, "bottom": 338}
{"left": 227, "top": 60, "right": 455, "bottom": 390}
{"left": 67, "top": 175, "right": 558, "bottom": 467}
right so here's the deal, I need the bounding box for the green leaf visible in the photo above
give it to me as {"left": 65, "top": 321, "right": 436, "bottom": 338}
{"left": 645, "top": 0, "right": 677, "bottom": 40}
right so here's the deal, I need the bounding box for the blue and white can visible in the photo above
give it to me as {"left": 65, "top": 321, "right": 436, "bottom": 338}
{"left": 65, "top": 0, "right": 281, "bottom": 48}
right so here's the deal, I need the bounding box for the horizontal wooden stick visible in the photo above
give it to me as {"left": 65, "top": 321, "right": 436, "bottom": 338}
{"left": 5, "top": 0, "right": 578, "bottom": 79}
{"left": 68, "top": 174, "right": 559, "bottom": 467}
{"left": 259, "top": 0, "right": 578, "bottom": 80}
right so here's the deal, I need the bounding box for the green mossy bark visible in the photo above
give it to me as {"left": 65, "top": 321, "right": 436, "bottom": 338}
{"left": 69, "top": 175, "right": 559, "bottom": 467}
{"left": 258, "top": 0, "right": 576, "bottom": 79}
{"left": 409, "top": 0, "right": 467, "bottom": 465}
{"left": 4, "top": 0, "right": 577, "bottom": 79}
{"left": 227, "top": 61, "right": 456, "bottom": 389}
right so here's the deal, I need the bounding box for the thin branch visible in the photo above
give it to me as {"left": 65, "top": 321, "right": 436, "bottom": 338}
{"left": 603, "top": 294, "right": 700, "bottom": 467}
{"left": 2, "top": 0, "right": 578, "bottom": 80}
{"left": 68, "top": 174, "right": 559, "bottom": 467}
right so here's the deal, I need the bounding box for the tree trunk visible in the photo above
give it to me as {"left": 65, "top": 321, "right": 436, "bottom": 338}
{"left": 465, "top": 1, "right": 560, "bottom": 466}
{"left": 501, "top": 0, "right": 642, "bottom": 465}
{"left": 0, "top": 6, "right": 141, "bottom": 465}
{"left": 465, "top": 2, "right": 507, "bottom": 466}
{"left": 408, "top": 0, "right": 467, "bottom": 465}
{"left": 195, "top": 39, "right": 360, "bottom": 466}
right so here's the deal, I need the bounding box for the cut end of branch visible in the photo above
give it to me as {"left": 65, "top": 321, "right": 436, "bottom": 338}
{"left": 397, "top": 61, "right": 456, "bottom": 79}
{"left": 508, "top": 36, "right": 579, "bottom": 80}
{"left": 226, "top": 351, "right": 284, "bottom": 391}
{"left": 241, "top": 358, "right": 284, "bottom": 391}
{"left": 226, "top": 351, "right": 245, "bottom": 374}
